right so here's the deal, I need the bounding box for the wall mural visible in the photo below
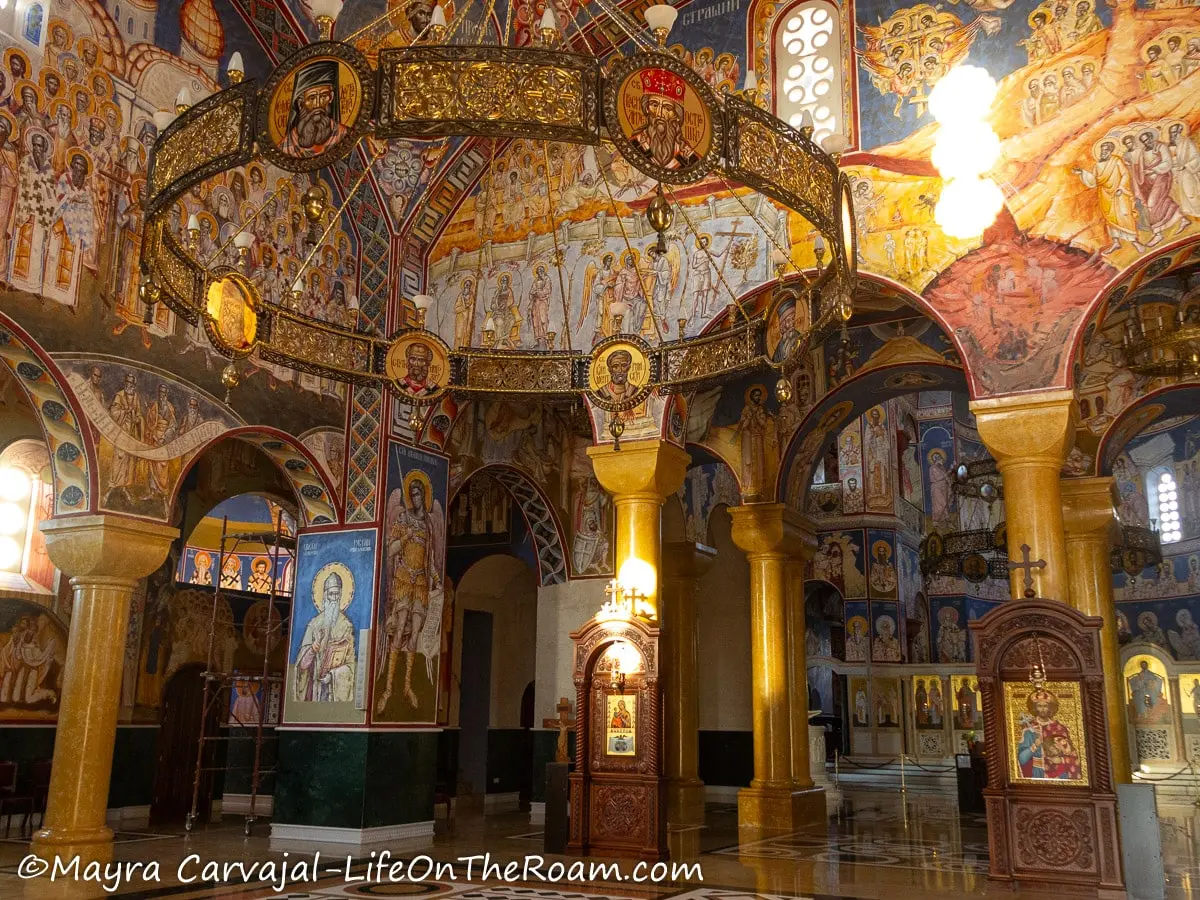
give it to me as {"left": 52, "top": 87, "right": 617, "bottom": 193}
{"left": 676, "top": 456, "right": 742, "bottom": 544}
{"left": 375, "top": 441, "right": 449, "bottom": 724}
{"left": 57, "top": 354, "right": 240, "bottom": 519}
{"left": 445, "top": 399, "right": 609, "bottom": 578}
{"left": 300, "top": 427, "right": 346, "bottom": 507}
{"left": 0, "top": 597, "right": 67, "bottom": 721}
{"left": 0, "top": 0, "right": 346, "bottom": 444}
{"left": 284, "top": 527, "right": 376, "bottom": 726}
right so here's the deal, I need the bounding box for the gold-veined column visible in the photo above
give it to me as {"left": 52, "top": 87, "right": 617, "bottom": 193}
{"left": 662, "top": 541, "right": 716, "bottom": 828}
{"left": 729, "top": 503, "right": 824, "bottom": 835}
{"left": 33, "top": 515, "right": 177, "bottom": 865}
{"left": 1061, "top": 476, "right": 1133, "bottom": 784}
{"left": 971, "top": 390, "right": 1074, "bottom": 601}
{"left": 588, "top": 439, "right": 690, "bottom": 618}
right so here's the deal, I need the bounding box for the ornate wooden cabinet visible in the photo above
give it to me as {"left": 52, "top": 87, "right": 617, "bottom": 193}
{"left": 970, "top": 599, "right": 1123, "bottom": 895}
{"left": 567, "top": 614, "right": 666, "bottom": 860}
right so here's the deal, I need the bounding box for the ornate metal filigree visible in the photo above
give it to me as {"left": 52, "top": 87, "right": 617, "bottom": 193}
{"left": 460, "top": 351, "right": 577, "bottom": 396}
{"left": 724, "top": 96, "right": 838, "bottom": 238}
{"left": 270, "top": 314, "right": 375, "bottom": 377}
{"left": 378, "top": 47, "right": 600, "bottom": 143}
{"left": 141, "top": 45, "right": 856, "bottom": 409}
{"left": 147, "top": 81, "right": 257, "bottom": 213}
{"left": 658, "top": 319, "right": 765, "bottom": 391}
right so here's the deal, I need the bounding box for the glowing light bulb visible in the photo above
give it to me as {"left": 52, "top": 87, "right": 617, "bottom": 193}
{"left": 0, "top": 502, "right": 24, "bottom": 535}
{"left": 928, "top": 65, "right": 997, "bottom": 123}
{"left": 0, "top": 468, "right": 29, "bottom": 502}
{"left": 935, "top": 176, "right": 1004, "bottom": 240}
{"left": 0, "top": 536, "right": 20, "bottom": 570}
{"left": 618, "top": 557, "right": 657, "bottom": 598}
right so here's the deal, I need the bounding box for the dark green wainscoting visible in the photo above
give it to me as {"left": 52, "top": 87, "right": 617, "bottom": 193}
{"left": 273, "top": 730, "right": 438, "bottom": 830}
{"left": 529, "top": 729, "right": 574, "bottom": 803}
{"left": 0, "top": 725, "right": 160, "bottom": 809}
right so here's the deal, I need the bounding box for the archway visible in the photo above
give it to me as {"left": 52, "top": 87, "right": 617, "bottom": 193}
{"left": 0, "top": 313, "right": 95, "bottom": 515}
{"left": 448, "top": 464, "right": 569, "bottom": 587}
{"left": 776, "top": 361, "right": 968, "bottom": 510}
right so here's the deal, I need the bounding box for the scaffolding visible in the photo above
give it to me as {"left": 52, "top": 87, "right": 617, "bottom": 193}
{"left": 185, "top": 511, "right": 291, "bottom": 835}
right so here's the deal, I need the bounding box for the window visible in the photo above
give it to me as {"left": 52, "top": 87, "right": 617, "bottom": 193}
{"left": 1149, "top": 467, "right": 1182, "bottom": 544}
{"left": 774, "top": 0, "right": 843, "bottom": 144}
{"left": 0, "top": 440, "right": 55, "bottom": 589}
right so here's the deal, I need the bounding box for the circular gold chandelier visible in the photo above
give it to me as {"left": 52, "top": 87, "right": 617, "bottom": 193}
{"left": 140, "top": 1, "right": 856, "bottom": 414}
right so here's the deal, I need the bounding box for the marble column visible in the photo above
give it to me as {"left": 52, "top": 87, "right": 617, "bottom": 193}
{"left": 1061, "top": 476, "right": 1133, "bottom": 785}
{"left": 971, "top": 390, "right": 1073, "bottom": 601}
{"left": 33, "top": 514, "right": 177, "bottom": 864}
{"left": 661, "top": 540, "right": 715, "bottom": 827}
{"left": 587, "top": 439, "right": 690, "bottom": 618}
{"left": 729, "top": 504, "right": 824, "bottom": 835}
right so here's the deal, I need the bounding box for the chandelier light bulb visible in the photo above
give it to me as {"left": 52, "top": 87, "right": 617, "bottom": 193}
{"left": 928, "top": 64, "right": 997, "bottom": 124}
{"left": 226, "top": 51, "right": 245, "bottom": 84}
{"left": 930, "top": 121, "right": 1000, "bottom": 179}
{"left": 0, "top": 536, "right": 20, "bottom": 570}
{"left": 744, "top": 69, "right": 758, "bottom": 92}
{"left": 935, "top": 176, "right": 1004, "bottom": 240}
{"left": 821, "top": 132, "right": 849, "bottom": 155}
{"left": 233, "top": 231, "right": 255, "bottom": 250}
{"left": 153, "top": 109, "right": 177, "bottom": 132}
{"left": 617, "top": 557, "right": 656, "bottom": 598}
{"left": 643, "top": 4, "right": 678, "bottom": 45}
{"left": 0, "top": 468, "right": 29, "bottom": 502}
{"left": 431, "top": 3, "right": 448, "bottom": 29}
{"left": 539, "top": 7, "right": 557, "bottom": 33}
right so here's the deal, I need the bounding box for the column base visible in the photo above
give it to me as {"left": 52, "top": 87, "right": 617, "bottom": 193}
{"left": 667, "top": 777, "right": 706, "bottom": 827}
{"left": 668, "top": 823, "right": 702, "bottom": 860}
{"left": 737, "top": 785, "right": 826, "bottom": 836}
{"left": 31, "top": 824, "right": 115, "bottom": 865}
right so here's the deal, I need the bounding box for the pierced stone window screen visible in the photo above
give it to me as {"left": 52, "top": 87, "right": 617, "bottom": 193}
{"left": 774, "top": 0, "right": 843, "bottom": 145}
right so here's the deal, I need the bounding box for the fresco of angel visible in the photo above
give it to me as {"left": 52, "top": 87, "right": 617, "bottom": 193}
{"left": 859, "top": 5, "right": 1001, "bottom": 118}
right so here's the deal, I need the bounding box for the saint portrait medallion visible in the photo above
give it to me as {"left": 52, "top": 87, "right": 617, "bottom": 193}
{"left": 385, "top": 330, "right": 451, "bottom": 404}
{"left": 603, "top": 53, "right": 723, "bottom": 185}
{"left": 765, "top": 289, "right": 811, "bottom": 366}
{"left": 204, "top": 270, "right": 260, "bottom": 356}
{"left": 587, "top": 335, "right": 654, "bottom": 412}
{"left": 258, "top": 42, "right": 374, "bottom": 172}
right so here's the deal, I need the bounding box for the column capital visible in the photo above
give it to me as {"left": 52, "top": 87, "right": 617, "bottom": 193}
{"left": 1061, "top": 477, "right": 1120, "bottom": 541}
{"left": 41, "top": 514, "right": 178, "bottom": 582}
{"left": 729, "top": 503, "right": 813, "bottom": 559}
{"left": 587, "top": 439, "right": 689, "bottom": 499}
{"left": 969, "top": 390, "right": 1075, "bottom": 467}
{"left": 662, "top": 541, "right": 717, "bottom": 580}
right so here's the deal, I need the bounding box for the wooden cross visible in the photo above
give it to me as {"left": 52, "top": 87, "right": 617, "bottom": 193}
{"left": 1008, "top": 543, "right": 1046, "bottom": 597}
{"left": 542, "top": 697, "right": 576, "bottom": 763}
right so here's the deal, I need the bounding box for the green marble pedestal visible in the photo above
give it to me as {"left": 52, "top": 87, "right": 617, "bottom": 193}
{"left": 271, "top": 729, "right": 439, "bottom": 847}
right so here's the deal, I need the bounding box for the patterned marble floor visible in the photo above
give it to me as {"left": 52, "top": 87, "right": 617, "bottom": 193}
{"left": 0, "top": 790, "right": 1192, "bottom": 900}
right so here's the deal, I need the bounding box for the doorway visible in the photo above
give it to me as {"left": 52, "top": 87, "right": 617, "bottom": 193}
{"left": 149, "top": 664, "right": 215, "bottom": 826}
{"left": 519, "top": 680, "right": 535, "bottom": 809}
{"left": 458, "top": 610, "right": 493, "bottom": 801}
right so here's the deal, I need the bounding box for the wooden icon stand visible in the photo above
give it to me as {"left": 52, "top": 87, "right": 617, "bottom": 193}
{"left": 567, "top": 612, "right": 666, "bottom": 860}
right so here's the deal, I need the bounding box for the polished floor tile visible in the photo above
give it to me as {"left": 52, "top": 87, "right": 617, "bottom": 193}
{"left": 0, "top": 789, "right": 1192, "bottom": 900}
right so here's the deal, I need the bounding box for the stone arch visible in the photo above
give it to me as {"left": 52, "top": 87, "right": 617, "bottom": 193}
{"left": 775, "top": 360, "right": 968, "bottom": 510}
{"left": 0, "top": 313, "right": 95, "bottom": 515}
{"left": 1094, "top": 383, "right": 1200, "bottom": 476}
{"left": 1067, "top": 236, "right": 1200, "bottom": 392}
{"left": 175, "top": 427, "right": 342, "bottom": 526}
{"left": 450, "top": 463, "right": 569, "bottom": 587}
